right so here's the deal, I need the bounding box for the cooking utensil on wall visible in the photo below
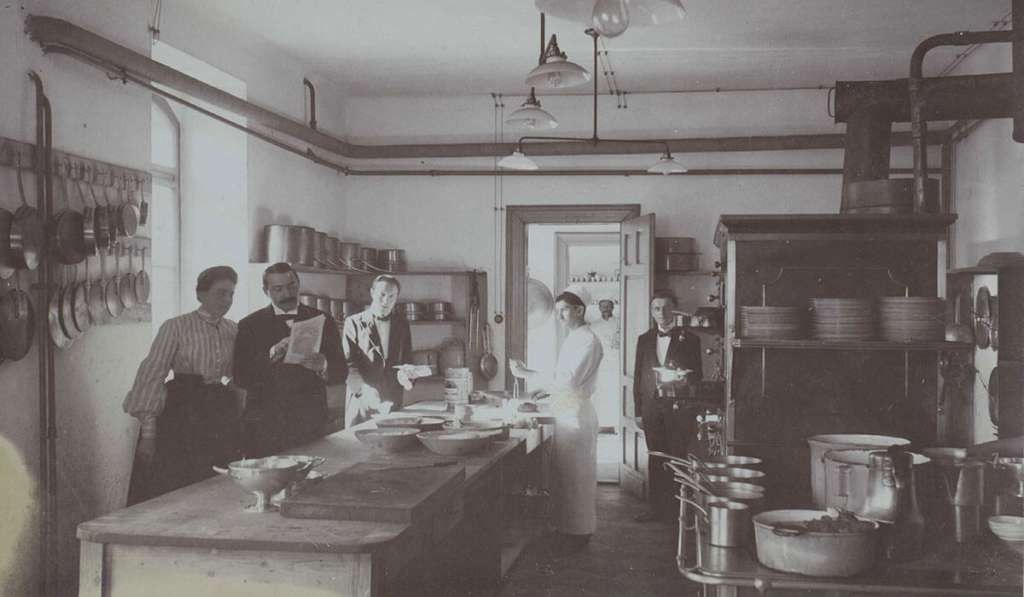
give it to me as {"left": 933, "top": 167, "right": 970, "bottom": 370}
{"left": 0, "top": 272, "right": 35, "bottom": 361}
{"left": 87, "top": 181, "right": 111, "bottom": 253}
{"left": 49, "top": 265, "right": 73, "bottom": 348}
{"left": 10, "top": 155, "right": 44, "bottom": 271}
{"left": 106, "top": 247, "right": 124, "bottom": 317}
{"left": 479, "top": 323, "right": 498, "bottom": 380}
{"left": 50, "top": 166, "right": 87, "bottom": 265}
{"left": 85, "top": 256, "right": 106, "bottom": 325}
{"left": 527, "top": 278, "right": 554, "bottom": 329}
{"left": 59, "top": 264, "right": 83, "bottom": 340}
{"left": 68, "top": 260, "right": 91, "bottom": 334}
{"left": 99, "top": 249, "right": 121, "bottom": 318}
{"left": 0, "top": 204, "right": 15, "bottom": 279}
{"left": 134, "top": 247, "right": 150, "bottom": 304}
{"left": 74, "top": 176, "right": 98, "bottom": 256}
{"left": 975, "top": 286, "right": 992, "bottom": 349}
{"left": 118, "top": 245, "right": 137, "bottom": 310}
{"left": 118, "top": 175, "right": 141, "bottom": 239}
{"left": 945, "top": 293, "right": 974, "bottom": 343}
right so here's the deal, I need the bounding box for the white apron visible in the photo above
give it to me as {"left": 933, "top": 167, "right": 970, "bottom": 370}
{"left": 527, "top": 325, "right": 603, "bottom": 535}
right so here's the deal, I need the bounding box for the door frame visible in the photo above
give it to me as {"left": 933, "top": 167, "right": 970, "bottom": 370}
{"left": 554, "top": 231, "right": 620, "bottom": 352}
{"left": 505, "top": 204, "right": 641, "bottom": 389}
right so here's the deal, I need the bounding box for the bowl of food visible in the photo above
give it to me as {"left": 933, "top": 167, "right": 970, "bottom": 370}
{"left": 270, "top": 455, "right": 326, "bottom": 504}
{"left": 753, "top": 509, "right": 878, "bottom": 577}
{"left": 418, "top": 429, "right": 496, "bottom": 456}
{"left": 355, "top": 428, "right": 421, "bottom": 453}
{"left": 373, "top": 414, "right": 424, "bottom": 428}
{"left": 444, "top": 418, "right": 509, "bottom": 440}
{"left": 213, "top": 456, "right": 307, "bottom": 513}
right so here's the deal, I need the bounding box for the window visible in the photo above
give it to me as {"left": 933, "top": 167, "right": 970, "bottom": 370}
{"left": 149, "top": 96, "right": 182, "bottom": 327}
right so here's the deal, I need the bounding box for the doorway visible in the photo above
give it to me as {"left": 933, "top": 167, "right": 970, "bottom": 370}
{"left": 507, "top": 204, "right": 641, "bottom": 484}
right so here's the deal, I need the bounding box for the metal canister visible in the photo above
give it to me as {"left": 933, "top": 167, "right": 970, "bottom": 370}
{"left": 338, "top": 242, "right": 360, "bottom": 269}
{"left": 315, "top": 296, "right": 331, "bottom": 314}
{"left": 312, "top": 231, "right": 328, "bottom": 268}
{"left": 359, "top": 247, "right": 378, "bottom": 270}
{"left": 324, "top": 236, "right": 341, "bottom": 269}
{"left": 298, "top": 294, "right": 317, "bottom": 308}
{"left": 264, "top": 224, "right": 315, "bottom": 266}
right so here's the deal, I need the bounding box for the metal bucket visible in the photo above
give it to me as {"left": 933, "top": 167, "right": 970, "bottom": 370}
{"left": 264, "top": 224, "right": 315, "bottom": 266}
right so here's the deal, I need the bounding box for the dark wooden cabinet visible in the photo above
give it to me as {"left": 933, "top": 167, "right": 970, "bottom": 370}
{"left": 715, "top": 214, "right": 969, "bottom": 507}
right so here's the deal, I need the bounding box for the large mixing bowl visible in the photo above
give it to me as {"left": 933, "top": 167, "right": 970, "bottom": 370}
{"left": 355, "top": 428, "right": 421, "bottom": 452}
{"left": 418, "top": 429, "right": 496, "bottom": 456}
{"left": 271, "top": 455, "right": 326, "bottom": 504}
{"left": 214, "top": 456, "right": 306, "bottom": 513}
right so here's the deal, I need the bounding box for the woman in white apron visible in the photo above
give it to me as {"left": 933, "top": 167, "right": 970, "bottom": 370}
{"left": 511, "top": 285, "right": 604, "bottom": 541}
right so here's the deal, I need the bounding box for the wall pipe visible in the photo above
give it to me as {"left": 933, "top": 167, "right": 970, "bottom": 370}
{"left": 909, "top": 29, "right": 1014, "bottom": 213}
{"left": 1015, "top": 0, "right": 1024, "bottom": 141}
{"left": 25, "top": 15, "right": 942, "bottom": 165}
{"left": 28, "top": 70, "right": 57, "bottom": 597}
{"left": 302, "top": 78, "right": 317, "bottom": 131}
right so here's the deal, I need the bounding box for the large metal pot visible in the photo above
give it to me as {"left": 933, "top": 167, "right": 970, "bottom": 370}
{"left": 298, "top": 294, "right": 317, "bottom": 308}
{"left": 264, "top": 224, "right": 315, "bottom": 266}
{"left": 315, "top": 295, "right": 331, "bottom": 314}
{"left": 823, "top": 448, "right": 931, "bottom": 513}
{"left": 753, "top": 510, "right": 878, "bottom": 577}
{"left": 312, "top": 231, "right": 329, "bottom": 269}
{"left": 359, "top": 247, "right": 379, "bottom": 270}
{"left": 337, "top": 242, "right": 360, "bottom": 269}
{"left": 681, "top": 497, "right": 750, "bottom": 548}
{"left": 324, "top": 236, "right": 341, "bottom": 269}
{"left": 807, "top": 434, "right": 910, "bottom": 508}
{"left": 328, "top": 298, "right": 345, "bottom": 321}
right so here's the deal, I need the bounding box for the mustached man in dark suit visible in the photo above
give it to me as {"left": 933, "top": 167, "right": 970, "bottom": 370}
{"left": 342, "top": 275, "right": 414, "bottom": 427}
{"left": 633, "top": 289, "right": 703, "bottom": 522}
{"left": 234, "top": 262, "right": 347, "bottom": 456}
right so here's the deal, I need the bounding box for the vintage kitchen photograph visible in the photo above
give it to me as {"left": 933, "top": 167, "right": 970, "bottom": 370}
{"left": 1, "top": 1, "right": 1023, "bottom": 596}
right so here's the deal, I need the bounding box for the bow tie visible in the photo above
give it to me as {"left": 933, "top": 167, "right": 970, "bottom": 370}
{"left": 658, "top": 329, "right": 675, "bottom": 338}
{"left": 375, "top": 314, "right": 392, "bottom": 322}
{"left": 277, "top": 314, "right": 297, "bottom": 321}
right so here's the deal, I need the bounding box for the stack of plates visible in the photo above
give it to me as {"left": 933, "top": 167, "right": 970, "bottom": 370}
{"left": 810, "top": 298, "right": 875, "bottom": 341}
{"left": 739, "top": 306, "right": 805, "bottom": 339}
{"left": 878, "top": 297, "right": 945, "bottom": 342}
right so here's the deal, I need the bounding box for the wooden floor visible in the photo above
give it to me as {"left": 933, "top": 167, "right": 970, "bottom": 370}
{"left": 495, "top": 485, "right": 700, "bottom": 597}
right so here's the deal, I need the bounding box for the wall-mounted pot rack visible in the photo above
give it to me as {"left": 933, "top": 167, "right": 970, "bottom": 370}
{"left": 0, "top": 135, "right": 152, "bottom": 193}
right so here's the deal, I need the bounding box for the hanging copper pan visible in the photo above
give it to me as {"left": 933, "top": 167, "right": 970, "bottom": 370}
{"left": 116, "top": 175, "right": 139, "bottom": 239}
{"left": 69, "top": 260, "right": 91, "bottom": 334}
{"left": 49, "top": 265, "right": 73, "bottom": 348}
{"left": 0, "top": 204, "right": 15, "bottom": 280}
{"left": 0, "top": 272, "right": 35, "bottom": 361}
{"left": 74, "top": 177, "right": 97, "bottom": 256}
{"left": 102, "top": 248, "right": 122, "bottom": 318}
{"left": 87, "top": 182, "right": 111, "bottom": 253}
{"left": 134, "top": 246, "right": 150, "bottom": 304}
{"left": 103, "top": 185, "right": 120, "bottom": 245}
{"left": 59, "top": 264, "right": 83, "bottom": 340}
{"left": 10, "top": 155, "right": 44, "bottom": 271}
{"left": 86, "top": 254, "right": 107, "bottom": 324}
{"left": 50, "top": 165, "right": 87, "bottom": 265}
{"left": 119, "top": 244, "right": 137, "bottom": 310}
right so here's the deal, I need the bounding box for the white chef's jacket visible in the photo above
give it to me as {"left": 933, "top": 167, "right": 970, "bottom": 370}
{"left": 524, "top": 324, "right": 604, "bottom": 535}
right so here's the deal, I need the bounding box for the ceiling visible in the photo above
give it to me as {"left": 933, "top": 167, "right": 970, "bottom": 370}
{"left": 175, "top": 0, "right": 1010, "bottom": 98}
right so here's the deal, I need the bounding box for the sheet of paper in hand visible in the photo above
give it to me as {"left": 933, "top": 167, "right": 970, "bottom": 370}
{"left": 283, "top": 314, "right": 325, "bottom": 365}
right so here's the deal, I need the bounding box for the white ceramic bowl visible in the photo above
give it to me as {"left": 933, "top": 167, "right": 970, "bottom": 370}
{"left": 988, "top": 516, "right": 1024, "bottom": 542}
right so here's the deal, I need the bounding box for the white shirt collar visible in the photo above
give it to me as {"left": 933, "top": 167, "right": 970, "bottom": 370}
{"left": 272, "top": 304, "right": 298, "bottom": 316}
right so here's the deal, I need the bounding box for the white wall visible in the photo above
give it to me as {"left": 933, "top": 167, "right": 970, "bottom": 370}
{"left": 946, "top": 44, "right": 1024, "bottom": 268}
{"left": 0, "top": 2, "right": 152, "bottom": 595}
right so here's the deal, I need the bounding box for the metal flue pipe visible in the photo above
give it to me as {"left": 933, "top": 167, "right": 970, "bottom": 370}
{"left": 1015, "top": 0, "right": 1024, "bottom": 141}
{"left": 909, "top": 29, "right": 1014, "bottom": 212}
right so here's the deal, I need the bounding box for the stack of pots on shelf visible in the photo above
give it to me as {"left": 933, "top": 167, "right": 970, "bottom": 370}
{"left": 810, "top": 298, "right": 875, "bottom": 341}
{"left": 877, "top": 297, "right": 945, "bottom": 342}
{"left": 738, "top": 306, "right": 804, "bottom": 339}
{"left": 400, "top": 301, "right": 426, "bottom": 321}
{"left": 296, "top": 294, "right": 359, "bottom": 324}
{"left": 428, "top": 301, "right": 452, "bottom": 321}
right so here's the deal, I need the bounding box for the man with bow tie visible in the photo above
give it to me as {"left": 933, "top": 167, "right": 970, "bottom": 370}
{"left": 234, "top": 262, "right": 346, "bottom": 456}
{"left": 342, "top": 274, "right": 414, "bottom": 427}
{"left": 632, "top": 289, "right": 703, "bottom": 522}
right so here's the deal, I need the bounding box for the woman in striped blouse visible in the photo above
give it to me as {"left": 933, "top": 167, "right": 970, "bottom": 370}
{"left": 123, "top": 266, "right": 242, "bottom": 505}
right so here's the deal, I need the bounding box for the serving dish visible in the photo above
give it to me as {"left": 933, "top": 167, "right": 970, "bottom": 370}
{"left": 418, "top": 429, "right": 496, "bottom": 456}
{"left": 355, "top": 428, "right": 421, "bottom": 453}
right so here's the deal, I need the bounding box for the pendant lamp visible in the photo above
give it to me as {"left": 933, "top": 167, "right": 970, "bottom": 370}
{"left": 498, "top": 149, "right": 540, "bottom": 170}
{"left": 526, "top": 35, "right": 591, "bottom": 89}
{"left": 535, "top": 0, "right": 687, "bottom": 36}
{"left": 506, "top": 88, "right": 559, "bottom": 130}
{"left": 647, "top": 151, "right": 687, "bottom": 174}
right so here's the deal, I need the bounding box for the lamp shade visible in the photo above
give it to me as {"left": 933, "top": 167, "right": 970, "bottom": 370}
{"left": 526, "top": 55, "right": 591, "bottom": 90}
{"left": 647, "top": 153, "right": 687, "bottom": 174}
{"left": 498, "top": 151, "right": 539, "bottom": 170}
{"left": 536, "top": 0, "right": 686, "bottom": 30}
{"left": 506, "top": 91, "right": 559, "bottom": 129}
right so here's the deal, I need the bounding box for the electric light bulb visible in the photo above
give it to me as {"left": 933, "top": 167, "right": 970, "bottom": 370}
{"left": 547, "top": 72, "right": 564, "bottom": 88}
{"left": 592, "top": 0, "right": 630, "bottom": 38}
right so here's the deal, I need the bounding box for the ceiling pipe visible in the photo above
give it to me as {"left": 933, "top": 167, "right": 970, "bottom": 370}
{"left": 27, "top": 14, "right": 939, "bottom": 165}
{"left": 834, "top": 74, "right": 1016, "bottom": 123}
{"left": 302, "top": 78, "right": 317, "bottom": 130}
{"left": 909, "top": 29, "right": 1014, "bottom": 212}
{"left": 1014, "top": 0, "right": 1024, "bottom": 141}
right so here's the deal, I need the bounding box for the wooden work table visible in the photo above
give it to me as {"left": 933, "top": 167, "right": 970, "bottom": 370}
{"left": 77, "top": 415, "right": 551, "bottom": 597}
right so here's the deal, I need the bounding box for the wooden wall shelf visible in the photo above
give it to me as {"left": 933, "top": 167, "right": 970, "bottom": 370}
{"left": 732, "top": 339, "right": 972, "bottom": 351}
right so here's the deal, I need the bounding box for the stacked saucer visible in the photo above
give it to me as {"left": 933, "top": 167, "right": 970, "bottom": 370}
{"left": 739, "top": 306, "right": 805, "bottom": 339}
{"left": 878, "top": 297, "right": 945, "bottom": 342}
{"left": 810, "top": 298, "right": 874, "bottom": 341}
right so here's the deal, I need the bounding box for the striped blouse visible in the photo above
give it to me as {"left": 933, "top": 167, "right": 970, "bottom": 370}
{"left": 122, "top": 310, "right": 237, "bottom": 438}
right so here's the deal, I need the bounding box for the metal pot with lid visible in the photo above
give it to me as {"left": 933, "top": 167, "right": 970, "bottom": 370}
{"left": 264, "top": 224, "right": 315, "bottom": 266}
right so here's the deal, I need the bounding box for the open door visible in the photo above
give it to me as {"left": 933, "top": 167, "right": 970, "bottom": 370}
{"left": 619, "top": 213, "right": 655, "bottom": 500}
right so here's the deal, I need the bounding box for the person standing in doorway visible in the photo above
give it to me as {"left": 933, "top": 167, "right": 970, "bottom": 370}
{"left": 342, "top": 274, "right": 414, "bottom": 427}
{"left": 510, "top": 285, "right": 604, "bottom": 549}
{"left": 632, "top": 290, "right": 702, "bottom": 522}
{"left": 234, "top": 262, "right": 347, "bottom": 457}
{"left": 123, "top": 266, "right": 242, "bottom": 505}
